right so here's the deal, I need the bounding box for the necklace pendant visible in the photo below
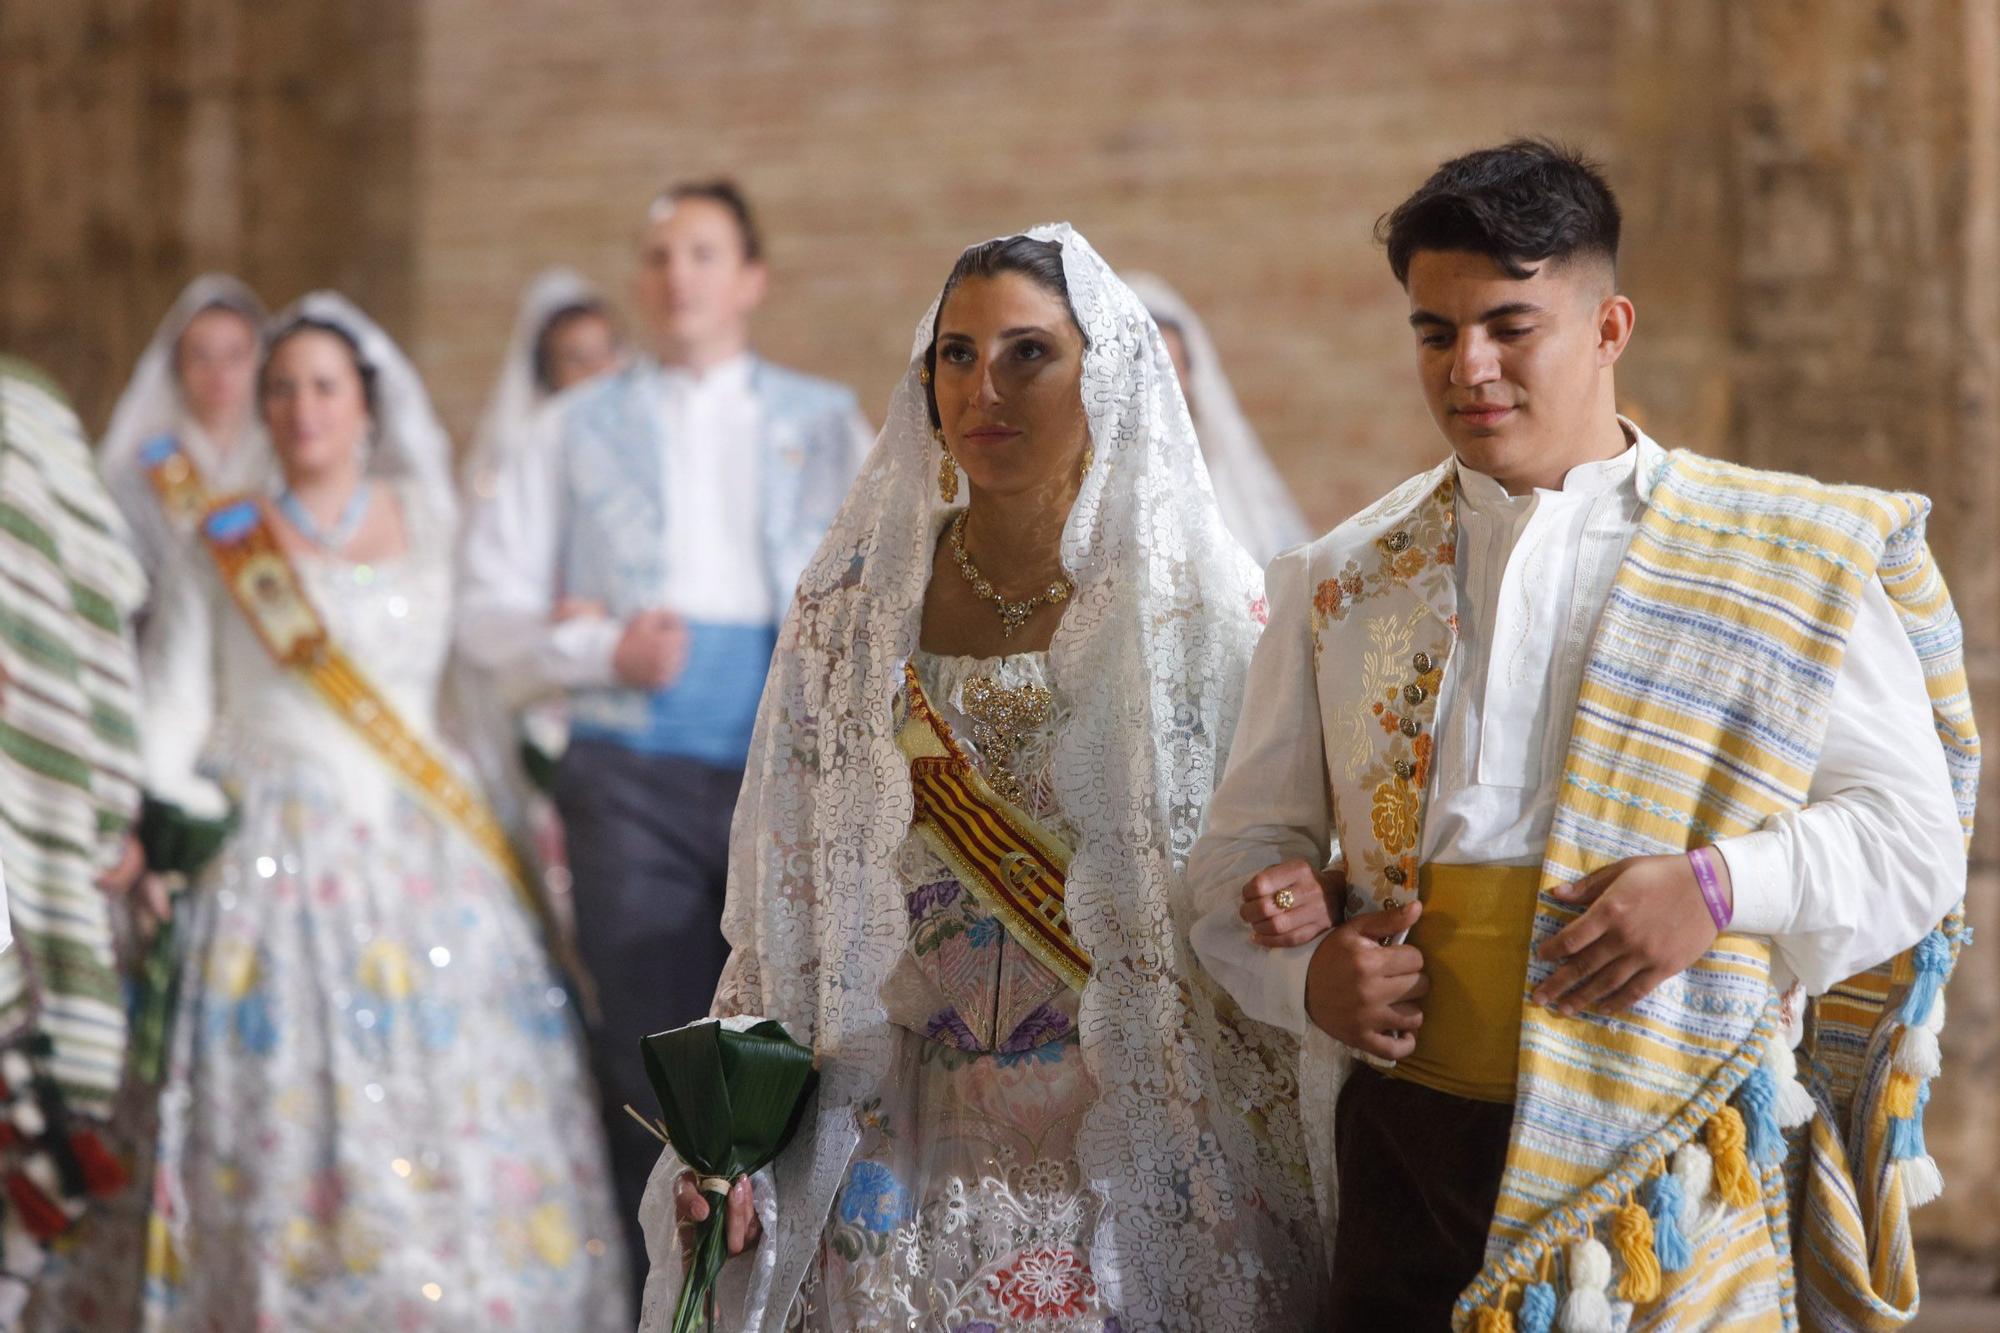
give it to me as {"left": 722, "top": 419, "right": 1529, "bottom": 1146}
{"left": 948, "top": 510, "right": 1071, "bottom": 640}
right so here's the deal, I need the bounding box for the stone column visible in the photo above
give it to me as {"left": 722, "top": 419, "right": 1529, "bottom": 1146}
{"left": 1722, "top": 0, "right": 2000, "bottom": 1280}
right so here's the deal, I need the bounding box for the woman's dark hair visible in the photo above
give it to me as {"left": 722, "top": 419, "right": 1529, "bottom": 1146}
{"left": 922, "top": 235, "right": 1081, "bottom": 431}
{"left": 1376, "top": 138, "right": 1622, "bottom": 286}
{"left": 531, "top": 300, "right": 615, "bottom": 394}
{"left": 1149, "top": 313, "right": 1191, "bottom": 371}
{"left": 258, "top": 316, "right": 379, "bottom": 417}
{"left": 661, "top": 178, "right": 764, "bottom": 264}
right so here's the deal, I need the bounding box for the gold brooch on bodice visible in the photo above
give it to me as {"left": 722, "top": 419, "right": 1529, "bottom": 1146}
{"left": 960, "top": 675, "right": 1053, "bottom": 807}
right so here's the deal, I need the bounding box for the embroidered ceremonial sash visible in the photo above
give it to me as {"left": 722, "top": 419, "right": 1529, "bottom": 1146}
{"left": 139, "top": 436, "right": 211, "bottom": 530}
{"left": 896, "top": 662, "right": 1088, "bottom": 992}
{"left": 197, "top": 497, "right": 534, "bottom": 906}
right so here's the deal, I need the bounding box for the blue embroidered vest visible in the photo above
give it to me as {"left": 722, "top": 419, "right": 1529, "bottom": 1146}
{"left": 555, "top": 358, "right": 862, "bottom": 767}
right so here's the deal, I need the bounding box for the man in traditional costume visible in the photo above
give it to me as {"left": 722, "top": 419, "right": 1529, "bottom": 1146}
{"left": 1191, "top": 140, "right": 1976, "bottom": 1330}
{"left": 455, "top": 180, "right": 871, "bottom": 1281}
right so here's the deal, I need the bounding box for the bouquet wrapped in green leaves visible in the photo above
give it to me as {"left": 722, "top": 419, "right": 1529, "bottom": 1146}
{"left": 637, "top": 1017, "right": 818, "bottom": 1333}
{"left": 128, "top": 794, "right": 237, "bottom": 1082}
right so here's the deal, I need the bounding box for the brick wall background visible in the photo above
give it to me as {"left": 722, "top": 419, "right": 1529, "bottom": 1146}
{"left": 4, "top": 0, "right": 1998, "bottom": 1293}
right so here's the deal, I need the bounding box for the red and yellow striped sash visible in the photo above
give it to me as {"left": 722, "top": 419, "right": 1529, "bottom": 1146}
{"left": 897, "top": 662, "right": 1088, "bottom": 992}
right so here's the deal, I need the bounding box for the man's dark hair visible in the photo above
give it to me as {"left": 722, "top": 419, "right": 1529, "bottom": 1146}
{"left": 661, "top": 178, "right": 764, "bottom": 264}
{"left": 922, "top": 235, "right": 1083, "bottom": 431}
{"left": 1376, "top": 138, "right": 1621, "bottom": 286}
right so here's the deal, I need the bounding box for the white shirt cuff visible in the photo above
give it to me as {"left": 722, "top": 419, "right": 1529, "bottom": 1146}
{"left": 551, "top": 617, "right": 624, "bottom": 690}
{"left": 147, "top": 773, "right": 231, "bottom": 823}
{"left": 1264, "top": 937, "right": 1319, "bottom": 1033}
{"left": 1712, "top": 830, "right": 1792, "bottom": 937}
{"left": 1191, "top": 899, "right": 1320, "bottom": 1036}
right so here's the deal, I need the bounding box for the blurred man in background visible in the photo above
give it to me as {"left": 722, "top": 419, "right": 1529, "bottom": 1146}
{"left": 456, "top": 179, "right": 872, "bottom": 1284}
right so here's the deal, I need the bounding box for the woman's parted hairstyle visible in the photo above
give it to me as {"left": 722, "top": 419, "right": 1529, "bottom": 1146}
{"left": 258, "top": 316, "right": 379, "bottom": 418}
{"left": 530, "top": 299, "right": 616, "bottom": 395}
{"left": 1376, "top": 138, "right": 1622, "bottom": 286}
{"left": 922, "top": 235, "right": 1085, "bottom": 431}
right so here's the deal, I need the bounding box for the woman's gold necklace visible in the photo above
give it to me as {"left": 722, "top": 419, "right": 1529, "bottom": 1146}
{"left": 948, "top": 511, "right": 1072, "bottom": 637}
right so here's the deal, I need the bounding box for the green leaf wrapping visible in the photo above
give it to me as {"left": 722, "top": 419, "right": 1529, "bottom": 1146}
{"left": 128, "top": 795, "right": 238, "bottom": 1083}
{"left": 517, "top": 736, "right": 558, "bottom": 796}
{"left": 136, "top": 795, "right": 238, "bottom": 880}
{"left": 640, "top": 1018, "right": 818, "bottom": 1333}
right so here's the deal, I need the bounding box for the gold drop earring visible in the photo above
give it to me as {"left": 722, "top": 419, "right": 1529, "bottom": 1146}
{"left": 922, "top": 362, "right": 957, "bottom": 503}
{"left": 936, "top": 429, "right": 958, "bottom": 503}
{"left": 1078, "top": 444, "right": 1095, "bottom": 488}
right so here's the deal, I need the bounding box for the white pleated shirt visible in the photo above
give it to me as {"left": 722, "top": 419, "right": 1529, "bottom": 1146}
{"left": 1190, "top": 435, "right": 1965, "bottom": 1036}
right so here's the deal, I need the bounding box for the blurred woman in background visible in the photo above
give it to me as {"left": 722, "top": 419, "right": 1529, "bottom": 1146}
{"left": 456, "top": 269, "right": 627, "bottom": 863}
{"left": 36, "top": 294, "right": 627, "bottom": 1332}
{"left": 97, "top": 276, "right": 269, "bottom": 612}
{"left": 1127, "top": 273, "right": 1309, "bottom": 566}
{"left": 463, "top": 268, "right": 624, "bottom": 505}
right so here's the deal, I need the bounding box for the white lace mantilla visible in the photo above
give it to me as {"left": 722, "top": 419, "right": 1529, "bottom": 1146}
{"left": 637, "top": 224, "right": 1320, "bottom": 1332}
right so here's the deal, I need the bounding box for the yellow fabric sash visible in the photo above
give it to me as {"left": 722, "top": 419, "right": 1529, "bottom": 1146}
{"left": 895, "top": 662, "right": 1088, "bottom": 992}
{"left": 197, "top": 497, "right": 534, "bottom": 906}
{"left": 142, "top": 439, "right": 212, "bottom": 529}
{"left": 1389, "top": 864, "right": 1541, "bottom": 1104}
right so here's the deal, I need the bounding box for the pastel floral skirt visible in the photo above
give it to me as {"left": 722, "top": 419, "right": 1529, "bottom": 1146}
{"left": 29, "top": 749, "right": 629, "bottom": 1333}
{"left": 793, "top": 1028, "right": 1120, "bottom": 1333}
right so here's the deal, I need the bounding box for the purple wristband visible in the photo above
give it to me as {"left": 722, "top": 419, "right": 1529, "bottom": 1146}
{"left": 1688, "top": 846, "right": 1731, "bottom": 931}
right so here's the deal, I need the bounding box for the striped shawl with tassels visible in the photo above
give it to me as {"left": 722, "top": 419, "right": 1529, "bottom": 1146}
{"left": 1453, "top": 451, "right": 1978, "bottom": 1332}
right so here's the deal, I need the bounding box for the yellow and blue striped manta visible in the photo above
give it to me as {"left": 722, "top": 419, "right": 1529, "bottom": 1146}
{"left": 1455, "top": 451, "right": 1978, "bottom": 1332}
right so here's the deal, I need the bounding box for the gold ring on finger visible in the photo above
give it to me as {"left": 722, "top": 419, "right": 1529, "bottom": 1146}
{"left": 1273, "top": 888, "right": 1296, "bottom": 912}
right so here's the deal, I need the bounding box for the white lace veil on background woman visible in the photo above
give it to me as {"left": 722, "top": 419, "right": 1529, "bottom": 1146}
{"left": 278, "top": 292, "right": 561, "bottom": 848}
{"left": 457, "top": 268, "right": 619, "bottom": 772}
{"left": 1124, "top": 273, "right": 1311, "bottom": 566}
{"left": 98, "top": 273, "right": 270, "bottom": 581}
{"left": 263, "top": 290, "right": 460, "bottom": 531}
{"left": 639, "top": 224, "right": 1320, "bottom": 1331}
{"left": 141, "top": 290, "right": 467, "bottom": 820}
{"left": 463, "top": 266, "right": 609, "bottom": 501}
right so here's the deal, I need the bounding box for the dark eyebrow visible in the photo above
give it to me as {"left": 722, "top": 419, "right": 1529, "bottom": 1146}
{"left": 937, "top": 325, "right": 1056, "bottom": 342}
{"left": 1409, "top": 301, "right": 1547, "bottom": 330}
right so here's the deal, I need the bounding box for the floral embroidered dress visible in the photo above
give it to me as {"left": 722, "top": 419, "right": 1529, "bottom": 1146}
{"left": 797, "top": 650, "right": 1113, "bottom": 1333}
{"left": 31, "top": 483, "right": 628, "bottom": 1333}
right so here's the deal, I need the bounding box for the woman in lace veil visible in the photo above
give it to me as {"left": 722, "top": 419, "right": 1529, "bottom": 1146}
{"left": 463, "top": 267, "right": 623, "bottom": 503}
{"left": 98, "top": 274, "right": 270, "bottom": 603}
{"left": 1124, "top": 273, "right": 1310, "bottom": 567}
{"left": 454, "top": 270, "right": 624, "bottom": 873}
{"left": 638, "top": 226, "right": 1321, "bottom": 1331}
{"left": 32, "top": 294, "right": 629, "bottom": 1332}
